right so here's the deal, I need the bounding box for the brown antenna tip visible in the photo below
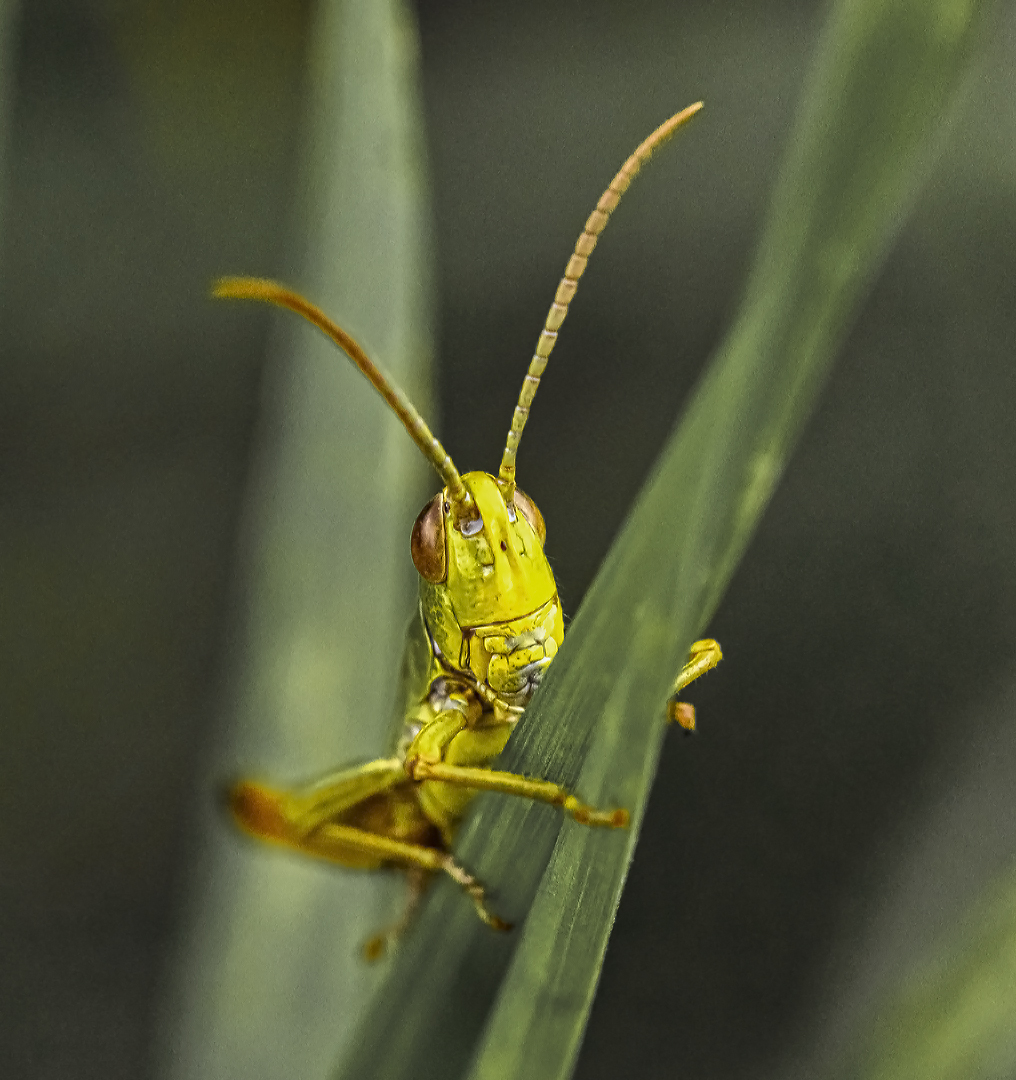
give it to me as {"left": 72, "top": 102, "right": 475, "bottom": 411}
{"left": 497, "top": 102, "right": 703, "bottom": 496}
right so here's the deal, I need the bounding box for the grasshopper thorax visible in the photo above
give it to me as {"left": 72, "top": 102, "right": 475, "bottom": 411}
{"left": 414, "top": 471, "right": 563, "bottom": 707}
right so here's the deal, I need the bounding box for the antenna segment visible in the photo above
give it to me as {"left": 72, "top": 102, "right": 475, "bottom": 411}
{"left": 213, "top": 277, "right": 473, "bottom": 513}
{"left": 497, "top": 102, "right": 703, "bottom": 500}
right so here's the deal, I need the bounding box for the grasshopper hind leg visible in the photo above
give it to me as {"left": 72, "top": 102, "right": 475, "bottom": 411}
{"left": 229, "top": 775, "right": 512, "bottom": 947}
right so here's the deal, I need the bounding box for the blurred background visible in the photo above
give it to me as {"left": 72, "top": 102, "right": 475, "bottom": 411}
{"left": 1, "top": 1, "right": 1014, "bottom": 1078}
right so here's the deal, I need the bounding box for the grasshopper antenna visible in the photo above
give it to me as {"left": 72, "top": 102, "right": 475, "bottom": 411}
{"left": 497, "top": 101, "right": 703, "bottom": 502}
{"left": 213, "top": 277, "right": 475, "bottom": 516}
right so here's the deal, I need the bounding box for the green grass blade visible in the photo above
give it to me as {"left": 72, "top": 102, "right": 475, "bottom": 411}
{"left": 0, "top": 0, "right": 19, "bottom": 256}
{"left": 843, "top": 869, "right": 1016, "bottom": 1080}
{"left": 465, "top": 2, "right": 991, "bottom": 1077}
{"left": 157, "top": 3, "right": 432, "bottom": 1077}
{"left": 336, "top": 1, "right": 989, "bottom": 1079}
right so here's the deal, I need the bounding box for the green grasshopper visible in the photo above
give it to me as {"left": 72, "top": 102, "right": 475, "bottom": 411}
{"left": 217, "top": 102, "right": 721, "bottom": 958}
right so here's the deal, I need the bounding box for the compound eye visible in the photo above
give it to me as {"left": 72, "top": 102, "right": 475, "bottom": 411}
{"left": 513, "top": 488, "right": 546, "bottom": 546}
{"left": 411, "top": 494, "right": 446, "bottom": 583}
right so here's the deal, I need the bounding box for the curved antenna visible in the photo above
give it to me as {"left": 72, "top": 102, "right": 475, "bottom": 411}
{"left": 213, "top": 277, "right": 474, "bottom": 513}
{"left": 498, "top": 102, "right": 704, "bottom": 499}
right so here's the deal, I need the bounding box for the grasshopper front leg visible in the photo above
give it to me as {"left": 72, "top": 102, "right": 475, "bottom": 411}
{"left": 407, "top": 639, "right": 722, "bottom": 822}
{"left": 407, "top": 759, "right": 630, "bottom": 828}
{"left": 405, "top": 707, "right": 629, "bottom": 828}
{"left": 667, "top": 637, "right": 722, "bottom": 732}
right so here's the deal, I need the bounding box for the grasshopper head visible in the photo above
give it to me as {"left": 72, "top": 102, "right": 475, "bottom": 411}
{"left": 413, "top": 471, "right": 563, "bottom": 700}
{"left": 215, "top": 106, "right": 703, "bottom": 708}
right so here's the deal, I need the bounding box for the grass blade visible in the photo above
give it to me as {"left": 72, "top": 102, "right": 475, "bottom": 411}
{"left": 157, "top": 3, "right": 432, "bottom": 1077}
{"left": 466, "top": 2, "right": 992, "bottom": 1077}
{"left": 337, "top": 1, "right": 989, "bottom": 1079}
{"left": 843, "top": 869, "right": 1016, "bottom": 1080}
{"left": 0, "top": 0, "right": 19, "bottom": 255}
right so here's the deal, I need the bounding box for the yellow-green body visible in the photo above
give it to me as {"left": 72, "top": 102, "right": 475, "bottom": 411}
{"left": 399, "top": 467, "right": 564, "bottom": 829}
{"left": 329, "top": 468, "right": 564, "bottom": 843}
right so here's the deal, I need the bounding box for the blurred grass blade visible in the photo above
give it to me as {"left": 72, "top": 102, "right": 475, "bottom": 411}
{"left": 843, "top": 869, "right": 1016, "bottom": 1080}
{"left": 0, "top": 0, "right": 20, "bottom": 255}
{"left": 157, "top": 2, "right": 432, "bottom": 1078}
{"left": 466, "top": 2, "right": 992, "bottom": 1078}
{"left": 465, "top": 3, "right": 993, "bottom": 1078}
{"left": 337, "top": 1, "right": 989, "bottom": 1079}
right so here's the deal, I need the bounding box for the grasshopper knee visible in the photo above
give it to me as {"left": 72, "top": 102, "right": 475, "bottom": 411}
{"left": 230, "top": 780, "right": 292, "bottom": 843}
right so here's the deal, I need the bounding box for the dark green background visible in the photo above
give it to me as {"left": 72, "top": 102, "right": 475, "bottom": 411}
{"left": 2, "top": 1, "right": 1014, "bottom": 1077}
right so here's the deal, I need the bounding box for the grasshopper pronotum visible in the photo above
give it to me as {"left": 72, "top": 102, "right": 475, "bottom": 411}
{"left": 217, "top": 102, "right": 721, "bottom": 958}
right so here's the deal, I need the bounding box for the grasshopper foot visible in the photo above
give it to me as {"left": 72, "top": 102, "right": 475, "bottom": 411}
{"left": 563, "top": 796, "right": 629, "bottom": 828}
{"left": 667, "top": 699, "right": 697, "bottom": 734}
{"left": 441, "top": 857, "right": 512, "bottom": 932}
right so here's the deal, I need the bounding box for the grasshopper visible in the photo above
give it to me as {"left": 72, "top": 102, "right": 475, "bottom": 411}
{"left": 217, "top": 102, "right": 721, "bottom": 958}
